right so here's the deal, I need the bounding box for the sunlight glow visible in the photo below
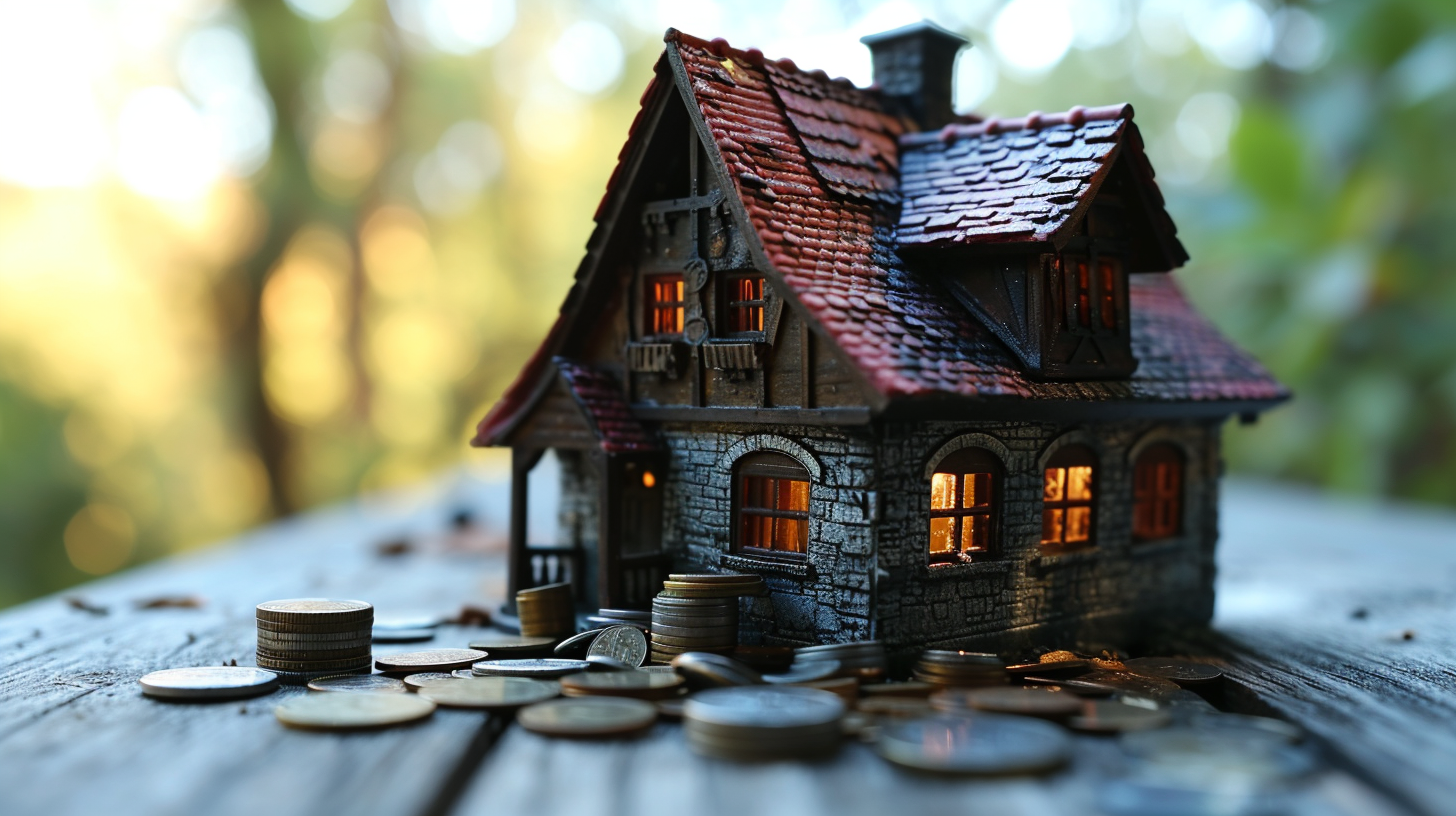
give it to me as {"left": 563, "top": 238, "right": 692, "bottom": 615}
{"left": 992, "top": 0, "right": 1074, "bottom": 75}
{"left": 550, "top": 22, "right": 625, "bottom": 96}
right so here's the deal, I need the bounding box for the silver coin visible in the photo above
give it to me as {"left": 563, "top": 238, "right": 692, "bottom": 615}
{"left": 471, "top": 658, "right": 593, "bottom": 678}
{"left": 597, "top": 608, "right": 651, "bottom": 621}
{"left": 308, "top": 674, "right": 407, "bottom": 693}
{"left": 671, "top": 652, "right": 763, "bottom": 688}
{"left": 585, "top": 654, "right": 635, "bottom": 671}
{"left": 686, "top": 686, "right": 845, "bottom": 729}
{"left": 586, "top": 625, "right": 648, "bottom": 668}
{"left": 877, "top": 714, "right": 1072, "bottom": 775}
{"left": 373, "top": 614, "right": 444, "bottom": 630}
{"left": 403, "top": 672, "right": 455, "bottom": 691}
{"left": 139, "top": 666, "right": 279, "bottom": 700}
{"left": 554, "top": 628, "right": 608, "bottom": 657}
{"left": 763, "top": 661, "right": 842, "bottom": 684}
{"left": 372, "top": 628, "right": 436, "bottom": 644}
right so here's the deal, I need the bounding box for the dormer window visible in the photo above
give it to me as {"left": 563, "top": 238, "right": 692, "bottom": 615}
{"left": 722, "top": 272, "right": 765, "bottom": 334}
{"left": 1062, "top": 254, "right": 1120, "bottom": 333}
{"left": 645, "top": 273, "right": 685, "bottom": 337}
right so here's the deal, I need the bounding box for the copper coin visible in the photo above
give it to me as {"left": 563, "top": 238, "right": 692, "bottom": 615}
{"left": 419, "top": 677, "right": 560, "bottom": 710}
{"left": 1123, "top": 657, "right": 1223, "bottom": 687}
{"left": 308, "top": 674, "right": 407, "bottom": 693}
{"left": 516, "top": 697, "right": 657, "bottom": 738}
{"left": 930, "top": 686, "right": 1082, "bottom": 719}
{"left": 375, "top": 648, "right": 486, "bottom": 673}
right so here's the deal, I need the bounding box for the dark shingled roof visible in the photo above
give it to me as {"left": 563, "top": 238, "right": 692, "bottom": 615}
{"left": 554, "top": 359, "right": 659, "bottom": 453}
{"left": 471, "top": 29, "right": 1286, "bottom": 448}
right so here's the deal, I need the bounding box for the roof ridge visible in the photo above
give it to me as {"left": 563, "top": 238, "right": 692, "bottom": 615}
{"left": 901, "top": 103, "right": 1134, "bottom": 146}
{"left": 664, "top": 27, "right": 863, "bottom": 92}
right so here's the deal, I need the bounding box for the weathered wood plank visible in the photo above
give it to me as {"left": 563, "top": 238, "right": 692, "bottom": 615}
{"left": 0, "top": 477, "right": 511, "bottom": 816}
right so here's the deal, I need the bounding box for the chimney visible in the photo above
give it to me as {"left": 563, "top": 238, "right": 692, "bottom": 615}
{"left": 861, "top": 21, "right": 969, "bottom": 131}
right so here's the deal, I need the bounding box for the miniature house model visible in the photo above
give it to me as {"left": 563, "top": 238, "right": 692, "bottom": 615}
{"left": 473, "top": 24, "right": 1287, "bottom": 654}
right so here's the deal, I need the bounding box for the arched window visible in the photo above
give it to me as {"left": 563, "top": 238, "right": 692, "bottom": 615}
{"left": 1133, "top": 444, "right": 1184, "bottom": 541}
{"left": 732, "top": 452, "right": 810, "bottom": 557}
{"left": 1041, "top": 445, "right": 1096, "bottom": 549}
{"left": 928, "top": 448, "right": 1000, "bottom": 566}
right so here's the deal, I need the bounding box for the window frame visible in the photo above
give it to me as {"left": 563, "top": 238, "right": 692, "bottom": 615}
{"left": 720, "top": 271, "right": 767, "bottom": 337}
{"left": 1058, "top": 251, "right": 1122, "bottom": 335}
{"left": 731, "top": 451, "right": 810, "bottom": 561}
{"left": 1040, "top": 445, "right": 1097, "bottom": 551}
{"left": 927, "top": 447, "right": 1001, "bottom": 566}
{"left": 643, "top": 273, "right": 686, "bottom": 338}
{"left": 1133, "top": 443, "right": 1185, "bottom": 542}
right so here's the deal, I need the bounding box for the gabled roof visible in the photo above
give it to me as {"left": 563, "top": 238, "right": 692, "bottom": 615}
{"left": 554, "top": 359, "right": 659, "bottom": 453}
{"left": 896, "top": 105, "right": 1188, "bottom": 271}
{"left": 472, "top": 29, "right": 1286, "bottom": 448}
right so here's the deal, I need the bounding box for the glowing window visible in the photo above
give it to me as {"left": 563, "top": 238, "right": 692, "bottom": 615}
{"left": 733, "top": 452, "right": 809, "bottom": 556}
{"left": 928, "top": 448, "right": 999, "bottom": 566}
{"left": 645, "top": 274, "right": 685, "bottom": 336}
{"left": 1041, "top": 445, "right": 1096, "bottom": 548}
{"left": 1133, "top": 444, "right": 1183, "bottom": 541}
{"left": 1060, "top": 254, "right": 1121, "bottom": 332}
{"left": 723, "top": 273, "right": 765, "bottom": 334}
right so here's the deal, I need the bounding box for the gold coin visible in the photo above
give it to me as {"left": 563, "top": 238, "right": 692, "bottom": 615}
{"left": 516, "top": 697, "right": 657, "bottom": 738}
{"left": 419, "top": 677, "right": 560, "bottom": 710}
{"left": 374, "top": 649, "right": 486, "bottom": 673}
{"left": 275, "top": 691, "right": 435, "bottom": 730}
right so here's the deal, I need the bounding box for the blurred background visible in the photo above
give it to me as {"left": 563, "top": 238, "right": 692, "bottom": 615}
{"left": 1, "top": 0, "right": 1453, "bottom": 609}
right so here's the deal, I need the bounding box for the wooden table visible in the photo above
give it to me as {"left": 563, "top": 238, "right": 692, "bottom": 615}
{"left": 0, "top": 475, "right": 1449, "bottom": 816}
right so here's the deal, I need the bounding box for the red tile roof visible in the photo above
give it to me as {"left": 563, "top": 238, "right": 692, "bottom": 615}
{"left": 554, "top": 359, "right": 660, "bottom": 453}
{"left": 471, "top": 29, "right": 1285, "bottom": 448}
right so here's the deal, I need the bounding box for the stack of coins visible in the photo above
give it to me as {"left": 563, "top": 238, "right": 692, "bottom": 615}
{"left": 661, "top": 573, "right": 764, "bottom": 599}
{"left": 586, "top": 608, "right": 651, "bottom": 630}
{"left": 516, "top": 583, "right": 575, "bottom": 638}
{"left": 649, "top": 595, "right": 737, "bottom": 663}
{"left": 684, "top": 686, "right": 845, "bottom": 760}
{"left": 913, "top": 650, "right": 1009, "bottom": 688}
{"left": 793, "top": 641, "right": 888, "bottom": 680}
{"left": 256, "top": 599, "right": 373, "bottom": 683}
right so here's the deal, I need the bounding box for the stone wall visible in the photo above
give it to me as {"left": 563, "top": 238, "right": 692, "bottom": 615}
{"left": 875, "top": 419, "right": 1223, "bottom": 659}
{"left": 658, "top": 423, "right": 878, "bottom": 646}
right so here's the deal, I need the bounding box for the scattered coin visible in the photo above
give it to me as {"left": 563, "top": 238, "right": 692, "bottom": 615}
{"left": 877, "top": 715, "right": 1072, "bottom": 775}
{"left": 914, "top": 650, "right": 1008, "bottom": 687}
{"left": 930, "top": 686, "right": 1083, "bottom": 720}
{"left": 403, "top": 672, "right": 455, "bottom": 692}
{"left": 586, "top": 625, "right": 649, "bottom": 668}
{"left": 375, "top": 649, "right": 486, "bottom": 673}
{"left": 553, "top": 628, "right": 607, "bottom": 658}
{"left": 308, "top": 674, "right": 407, "bottom": 693}
{"left": 762, "top": 660, "right": 841, "bottom": 685}
{"left": 1123, "top": 657, "right": 1223, "bottom": 687}
{"left": 561, "top": 670, "right": 685, "bottom": 700}
{"left": 466, "top": 633, "right": 557, "bottom": 656}
{"left": 671, "top": 652, "right": 762, "bottom": 688}
{"left": 1068, "top": 700, "right": 1172, "bottom": 734}
{"left": 861, "top": 681, "right": 936, "bottom": 698}
{"left": 585, "top": 655, "right": 635, "bottom": 672}
{"left": 684, "top": 686, "right": 845, "bottom": 760}
{"left": 517, "top": 697, "right": 657, "bottom": 738}
{"left": 794, "top": 641, "right": 888, "bottom": 680}
{"left": 139, "top": 667, "right": 280, "bottom": 700}
{"left": 372, "top": 628, "right": 435, "bottom": 644}
{"left": 471, "top": 658, "right": 592, "bottom": 678}
{"left": 275, "top": 691, "right": 436, "bottom": 730}
{"left": 419, "top": 677, "right": 561, "bottom": 710}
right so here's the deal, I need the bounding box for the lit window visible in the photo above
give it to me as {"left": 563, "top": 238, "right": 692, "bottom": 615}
{"left": 723, "top": 273, "right": 765, "bottom": 334}
{"left": 645, "top": 274, "right": 685, "bottom": 336}
{"left": 928, "top": 448, "right": 999, "bottom": 566}
{"left": 1061, "top": 254, "right": 1120, "bottom": 331}
{"left": 1041, "top": 445, "right": 1096, "bottom": 548}
{"left": 733, "top": 452, "right": 809, "bottom": 556}
{"left": 1133, "top": 444, "right": 1183, "bottom": 541}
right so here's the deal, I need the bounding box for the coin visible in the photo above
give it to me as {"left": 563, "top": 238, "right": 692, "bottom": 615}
{"left": 375, "top": 648, "right": 486, "bottom": 673}
{"left": 650, "top": 633, "right": 738, "bottom": 648}
{"left": 257, "top": 599, "right": 373, "bottom": 624}
{"left": 1005, "top": 659, "right": 1089, "bottom": 676}
{"left": 420, "top": 677, "right": 561, "bottom": 710}
{"left": 275, "top": 691, "right": 435, "bottom": 730}
{"left": 516, "top": 697, "right": 657, "bottom": 737}
{"left": 372, "top": 628, "right": 435, "bottom": 644}
{"left": 862, "top": 682, "right": 936, "bottom": 698}
{"left": 1123, "top": 657, "right": 1223, "bottom": 687}
{"left": 308, "top": 674, "right": 407, "bottom": 693}
{"left": 256, "top": 619, "right": 375, "bottom": 635}
{"left": 561, "top": 670, "right": 685, "bottom": 700}
{"left": 667, "top": 573, "right": 760, "bottom": 584}
{"left": 586, "top": 625, "right": 648, "bottom": 668}
{"left": 467, "top": 634, "right": 557, "bottom": 655}
{"left": 402, "top": 672, "right": 455, "bottom": 692}
{"left": 647, "top": 621, "right": 739, "bottom": 637}
{"left": 671, "top": 652, "right": 762, "bottom": 688}
{"left": 930, "top": 687, "right": 1082, "bottom": 719}
{"left": 877, "top": 714, "right": 1072, "bottom": 775}
{"left": 585, "top": 655, "right": 635, "bottom": 672}
{"left": 762, "top": 661, "right": 841, "bottom": 684}
{"left": 685, "top": 686, "right": 845, "bottom": 729}
{"left": 257, "top": 654, "right": 375, "bottom": 673}
{"left": 1021, "top": 676, "right": 1117, "bottom": 697}
{"left": 553, "top": 628, "right": 607, "bottom": 657}
{"left": 471, "top": 658, "right": 592, "bottom": 678}
{"left": 855, "top": 697, "right": 934, "bottom": 719}
{"left": 1068, "top": 700, "right": 1172, "bottom": 734}
{"left": 597, "top": 608, "right": 652, "bottom": 620}
{"left": 255, "top": 644, "right": 374, "bottom": 661}
{"left": 139, "top": 666, "right": 280, "bottom": 700}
